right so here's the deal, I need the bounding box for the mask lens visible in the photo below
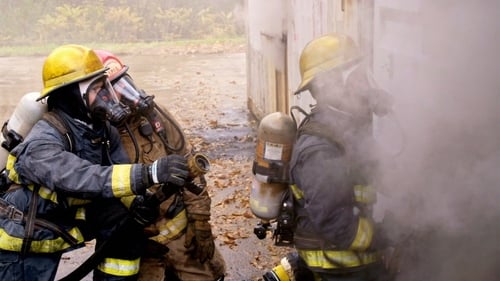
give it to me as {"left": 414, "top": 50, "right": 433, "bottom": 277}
{"left": 112, "top": 75, "right": 153, "bottom": 112}
{"left": 113, "top": 75, "right": 143, "bottom": 108}
{"left": 90, "top": 79, "right": 131, "bottom": 123}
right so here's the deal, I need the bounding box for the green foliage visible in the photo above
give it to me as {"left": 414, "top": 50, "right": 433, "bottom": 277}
{"left": 153, "top": 7, "right": 194, "bottom": 40}
{"left": 102, "top": 7, "right": 144, "bottom": 42}
{"left": 1, "top": 0, "right": 244, "bottom": 47}
{"left": 37, "top": 4, "right": 91, "bottom": 43}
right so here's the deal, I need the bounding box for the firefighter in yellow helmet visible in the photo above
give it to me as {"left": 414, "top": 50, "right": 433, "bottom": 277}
{"left": 263, "top": 33, "right": 393, "bottom": 281}
{"left": 0, "top": 45, "right": 190, "bottom": 281}
{"left": 94, "top": 49, "right": 226, "bottom": 281}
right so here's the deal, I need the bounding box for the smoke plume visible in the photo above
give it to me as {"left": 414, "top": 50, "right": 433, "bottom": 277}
{"left": 375, "top": 1, "right": 500, "bottom": 280}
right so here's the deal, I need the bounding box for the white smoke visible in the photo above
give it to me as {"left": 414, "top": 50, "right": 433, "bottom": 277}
{"left": 374, "top": 1, "right": 500, "bottom": 280}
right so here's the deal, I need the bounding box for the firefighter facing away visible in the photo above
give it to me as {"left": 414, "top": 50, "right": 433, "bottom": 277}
{"left": 263, "top": 33, "right": 393, "bottom": 281}
{"left": 94, "top": 50, "right": 226, "bottom": 281}
{"left": 0, "top": 44, "right": 190, "bottom": 281}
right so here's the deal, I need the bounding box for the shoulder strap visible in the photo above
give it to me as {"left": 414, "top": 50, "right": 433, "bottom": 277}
{"left": 297, "top": 119, "right": 345, "bottom": 154}
{"left": 41, "top": 112, "right": 74, "bottom": 152}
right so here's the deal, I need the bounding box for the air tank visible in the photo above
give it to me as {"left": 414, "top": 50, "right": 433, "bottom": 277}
{"left": 250, "top": 112, "right": 296, "bottom": 221}
{"left": 0, "top": 92, "right": 47, "bottom": 171}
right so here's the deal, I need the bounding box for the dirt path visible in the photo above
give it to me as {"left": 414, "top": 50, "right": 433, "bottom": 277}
{"left": 0, "top": 47, "right": 290, "bottom": 281}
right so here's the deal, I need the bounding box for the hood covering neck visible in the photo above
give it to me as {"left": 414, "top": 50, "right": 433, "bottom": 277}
{"left": 47, "top": 84, "right": 93, "bottom": 124}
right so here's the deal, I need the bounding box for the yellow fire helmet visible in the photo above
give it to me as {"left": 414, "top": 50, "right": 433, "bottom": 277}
{"left": 295, "top": 33, "right": 362, "bottom": 94}
{"left": 38, "top": 44, "right": 107, "bottom": 101}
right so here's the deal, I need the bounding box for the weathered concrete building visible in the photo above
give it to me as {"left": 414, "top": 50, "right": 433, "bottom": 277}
{"left": 246, "top": 1, "right": 500, "bottom": 279}
{"left": 246, "top": 0, "right": 498, "bottom": 122}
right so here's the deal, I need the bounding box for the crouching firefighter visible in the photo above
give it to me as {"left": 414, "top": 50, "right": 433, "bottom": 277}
{"left": 0, "top": 44, "right": 190, "bottom": 281}
{"left": 262, "top": 33, "right": 394, "bottom": 281}
{"left": 94, "top": 49, "right": 226, "bottom": 281}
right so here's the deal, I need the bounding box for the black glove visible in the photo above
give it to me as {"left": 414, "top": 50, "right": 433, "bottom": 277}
{"left": 130, "top": 195, "right": 159, "bottom": 227}
{"left": 146, "top": 154, "right": 189, "bottom": 187}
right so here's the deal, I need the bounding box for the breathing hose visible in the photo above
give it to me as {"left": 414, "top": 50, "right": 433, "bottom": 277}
{"left": 123, "top": 122, "right": 140, "bottom": 163}
{"left": 153, "top": 103, "right": 185, "bottom": 153}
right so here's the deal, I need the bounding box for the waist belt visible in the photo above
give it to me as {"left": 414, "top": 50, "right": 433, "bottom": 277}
{"left": 0, "top": 198, "right": 24, "bottom": 223}
{"left": 298, "top": 249, "right": 379, "bottom": 270}
{"left": 0, "top": 197, "right": 79, "bottom": 247}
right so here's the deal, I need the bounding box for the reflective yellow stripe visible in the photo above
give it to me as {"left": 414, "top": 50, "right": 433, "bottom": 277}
{"left": 97, "top": 257, "right": 140, "bottom": 276}
{"left": 111, "top": 164, "right": 133, "bottom": 197}
{"left": 34, "top": 185, "right": 58, "bottom": 203}
{"left": 151, "top": 209, "right": 188, "bottom": 243}
{"left": 120, "top": 195, "right": 136, "bottom": 209}
{"left": 349, "top": 217, "right": 374, "bottom": 251}
{"left": 298, "top": 249, "right": 379, "bottom": 269}
{"left": 290, "top": 184, "right": 304, "bottom": 200}
{"left": 32, "top": 186, "right": 91, "bottom": 207}
{"left": 293, "top": 184, "right": 377, "bottom": 205}
{"left": 66, "top": 197, "right": 91, "bottom": 206}
{"left": 16, "top": 179, "right": 91, "bottom": 207}
{"left": 271, "top": 264, "right": 290, "bottom": 281}
{"left": 0, "top": 227, "right": 84, "bottom": 253}
{"left": 278, "top": 256, "right": 294, "bottom": 281}
{"left": 353, "top": 185, "right": 377, "bottom": 204}
{"left": 6, "top": 154, "right": 19, "bottom": 183}
{"left": 74, "top": 207, "right": 86, "bottom": 220}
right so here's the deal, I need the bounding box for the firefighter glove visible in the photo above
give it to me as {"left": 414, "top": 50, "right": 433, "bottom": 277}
{"left": 185, "top": 213, "right": 215, "bottom": 263}
{"left": 183, "top": 188, "right": 215, "bottom": 263}
{"left": 146, "top": 154, "right": 189, "bottom": 187}
{"left": 130, "top": 195, "right": 159, "bottom": 227}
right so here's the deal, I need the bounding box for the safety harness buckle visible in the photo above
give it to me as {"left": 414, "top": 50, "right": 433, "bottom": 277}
{"left": 0, "top": 198, "right": 24, "bottom": 223}
{"left": 6, "top": 204, "right": 24, "bottom": 223}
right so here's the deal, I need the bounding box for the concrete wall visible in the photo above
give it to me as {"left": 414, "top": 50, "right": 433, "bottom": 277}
{"left": 245, "top": 0, "right": 287, "bottom": 120}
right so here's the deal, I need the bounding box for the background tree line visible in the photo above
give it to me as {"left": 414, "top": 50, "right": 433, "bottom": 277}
{"left": 0, "top": 0, "right": 245, "bottom": 46}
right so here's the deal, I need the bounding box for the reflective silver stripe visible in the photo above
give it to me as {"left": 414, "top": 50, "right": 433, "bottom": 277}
{"left": 97, "top": 257, "right": 140, "bottom": 276}
{"left": 151, "top": 209, "right": 188, "bottom": 243}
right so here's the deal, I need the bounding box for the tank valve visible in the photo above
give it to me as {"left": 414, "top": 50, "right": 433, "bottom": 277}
{"left": 253, "top": 221, "right": 271, "bottom": 240}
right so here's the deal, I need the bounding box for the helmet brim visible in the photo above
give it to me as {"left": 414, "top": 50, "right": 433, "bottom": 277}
{"left": 109, "top": 65, "right": 129, "bottom": 83}
{"left": 294, "top": 56, "right": 363, "bottom": 95}
{"left": 38, "top": 68, "right": 108, "bottom": 101}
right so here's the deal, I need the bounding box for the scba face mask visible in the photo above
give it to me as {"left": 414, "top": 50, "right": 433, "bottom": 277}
{"left": 80, "top": 77, "right": 131, "bottom": 124}
{"left": 112, "top": 74, "right": 154, "bottom": 113}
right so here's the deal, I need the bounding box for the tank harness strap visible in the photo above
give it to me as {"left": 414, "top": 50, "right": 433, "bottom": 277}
{"left": 20, "top": 184, "right": 39, "bottom": 256}
{"left": 1, "top": 120, "right": 24, "bottom": 152}
{"left": 0, "top": 195, "right": 80, "bottom": 250}
{"left": 41, "top": 111, "right": 74, "bottom": 152}
{"left": 101, "top": 121, "right": 113, "bottom": 165}
{"left": 297, "top": 119, "right": 345, "bottom": 155}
